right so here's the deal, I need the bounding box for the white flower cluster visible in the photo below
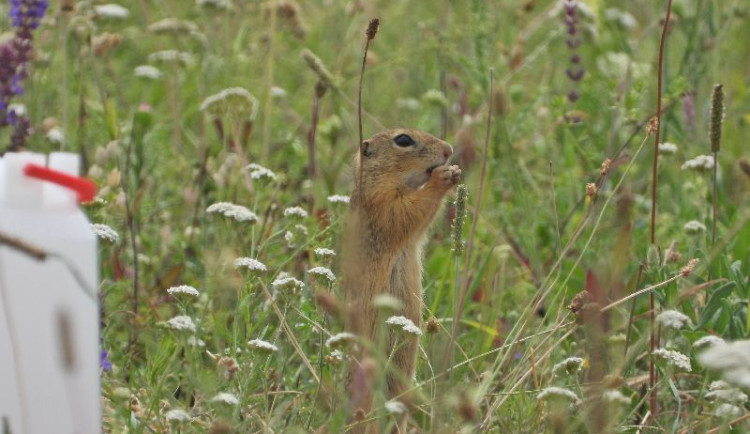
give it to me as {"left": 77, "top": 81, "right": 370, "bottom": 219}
{"left": 705, "top": 380, "right": 748, "bottom": 404}
{"left": 684, "top": 220, "right": 707, "bottom": 234}
{"left": 234, "top": 257, "right": 267, "bottom": 272}
{"left": 657, "top": 142, "right": 678, "bottom": 155}
{"left": 164, "top": 408, "right": 191, "bottom": 422}
{"left": 314, "top": 247, "right": 336, "bottom": 257}
{"left": 552, "top": 357, "right": 585, "bottom": 376}
{"left": 653, "top": 348, "right": 691, "bottom": 371}
{"left": 327, "top": 195, "right": 350, "bottom": 204}
{"left": 384, "top": 400, "right": 407, "bottom": 415}
{"left": 698, "top": 339, "right": 750, "bottom": 388}
{"left": 148, "top": 50, "right": 194, "bottom": 66}
{"left": 46, "top": 127, "right": 65, "bottom": 144}
{"left": 210, "top": 392, "right": 239, "bottom": 405}
{"left": 307, "top": 266, "right": 336, "bottom": 283}
{"left": 91, "top": 223, "right": 120, "bottom": 243}
{"left": 167, "top": 285, "right": 200, "bottom": 297}
{"left": 134, "top": 65, "right": 162, "bottom": 80}
{"left": 681, "top": 155, "right": 714, "bottom": 171}
{"left": 271, "top": 276, "right": 304, "bottom": 291}
{"left": 200, "top": 87, "right": 258, "bottom": 119}
{"left": 537, "top": 387, "right": 581, "bottom": 404}
{"left": 325, "top": 332, "right": 357, "bottom": 349}
{"left": 206, "top": 202, "right": 258, "bottom": 223}
{"left": 385, "top": 316, "right": 422, "bottom": 336}
{"left": 166, "top": 315, "right": 197, "bottom": 333}
{"left": 247, "top": 339, "right": 278, "bottom": 353}
{"left": 602, "top": 389, "right": 631, "bottom": 405}
{"left": 283, "top": 206, "right": 308, "bottom": 219}
{"left": 94, "top": 4, "right": 129, "bottom": 19}
{"left": 693, "top": 335, "right": 725, "bottom": 349}
{"left": 656, "top": 310, "right": 691, "bottom": 330}
{"left": 245, "top": 163, "right": 277, "bottom": 182}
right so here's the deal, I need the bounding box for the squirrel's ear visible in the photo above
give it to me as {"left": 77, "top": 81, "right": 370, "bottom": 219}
{"left": 361, "top": 140, "right": 373, "bottom": 158}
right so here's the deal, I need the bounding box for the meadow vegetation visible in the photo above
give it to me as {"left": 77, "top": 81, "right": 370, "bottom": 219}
{"left": 2, "top": 0, "right": 750, "bottom": 432}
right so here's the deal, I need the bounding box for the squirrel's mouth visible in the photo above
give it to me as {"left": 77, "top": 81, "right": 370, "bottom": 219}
{"left": 425, "top": 160, "right": 447, "bottom": 175}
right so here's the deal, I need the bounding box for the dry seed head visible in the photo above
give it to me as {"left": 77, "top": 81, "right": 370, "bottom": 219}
{"left": 600, "top": 158, "right": 612, "bottom": 176}
{"left": 425, "top": 316, "right": 440, "bottom": 334}
{"left": 301, "top": 48, "right": 335, "bottom": 90}
{"left": 366, "top": 18, "right": 380, "bottom": 40}
{"left": 585, "top": 182, "right": 597, "bottom": 199}
{"left": 709, "top": 84, "right": 724, "bottom": 153}
{"left": 681, "top": 258, "right": 700, "bottom": 277}
{"left": 647, "top": 116, "right": 659, "bottom": 136}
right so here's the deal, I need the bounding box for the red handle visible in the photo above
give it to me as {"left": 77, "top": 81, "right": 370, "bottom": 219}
{"left": 23, "top": 163, "right": 97, "bottom": 203}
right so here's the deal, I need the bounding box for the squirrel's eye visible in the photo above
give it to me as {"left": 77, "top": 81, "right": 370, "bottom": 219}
{"left": 393, "top": 134, "right": 416, "bottom": 147}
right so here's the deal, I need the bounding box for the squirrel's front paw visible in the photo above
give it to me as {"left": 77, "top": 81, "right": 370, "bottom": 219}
{"left": 430, "top": 164, "right": 462, "bottom": 188}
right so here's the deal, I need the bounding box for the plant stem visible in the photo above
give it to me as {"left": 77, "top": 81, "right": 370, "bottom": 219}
{"left": 649, "top": 0, "right": 673, "bottom": 420}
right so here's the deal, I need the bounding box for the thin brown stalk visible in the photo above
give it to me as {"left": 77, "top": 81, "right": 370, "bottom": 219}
{"left": 649, "top": 0, "right": 673, "bottom": 419}
{"left": 357, "top": 19, "right": 379, "bottom": 198}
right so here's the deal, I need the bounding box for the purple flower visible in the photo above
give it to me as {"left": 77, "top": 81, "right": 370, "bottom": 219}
{"left": 567, "top": 90, "right": 579, "bottom": 103}
{"left": 100, "top": 349, "right": 112, "bottom": 371}
{"left": 566, "top": 68, "right": 585, "bottom": 81}
{"left": 1, "top": 0, "right": 49, "bottom": 140}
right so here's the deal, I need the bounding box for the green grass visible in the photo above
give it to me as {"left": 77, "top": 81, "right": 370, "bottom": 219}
{"left": 3, "top": 0, "right": 750, "bottom": 432}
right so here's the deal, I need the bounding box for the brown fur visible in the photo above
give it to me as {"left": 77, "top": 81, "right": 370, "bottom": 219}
{"left": 342, "top": 129, "right": 460, "bottom": 425}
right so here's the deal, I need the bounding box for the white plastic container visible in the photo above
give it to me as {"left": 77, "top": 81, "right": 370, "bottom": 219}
{"left": 0, "top": 152, "right": 100, "bottom": 434}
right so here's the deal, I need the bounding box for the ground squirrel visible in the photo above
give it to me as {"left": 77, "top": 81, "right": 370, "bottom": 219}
{"left": 342, "top": 128, "right": 461, "bottom": 416}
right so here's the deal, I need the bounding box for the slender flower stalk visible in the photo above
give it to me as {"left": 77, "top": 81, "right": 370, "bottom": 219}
{"left": 1, "top": 0, "right": 50, "bottom": 150}
{"left": 709, "top": 84, "right": 724, "bottom": 250}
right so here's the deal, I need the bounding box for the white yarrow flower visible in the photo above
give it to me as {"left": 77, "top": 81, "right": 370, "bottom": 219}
{"left": 94, "top": 4, "right": 129, "bottom": 19}
{"left": 166, "top": 315, "right": 197, "bottom": 333}
{"left": 658, "top": 142, "right": 678, "bottom": 155}
{"left": 385, "top": 316, "right": 422, "bottom": 336}
{"left": 164, "top": 408, "right": 191, "bottom": 422}
{"left": 714, "top": 403, "right": 742, "bottom": 418}
{"left": 602, "top": 390, "right": 631, "bottom": 405}
{"left": 167, "top": 285, "right": 200, "bottom": 297}
{"left": 705, "top": 383, "right": 748, "bottom": 404}
{"left": 325, "top": 332, "right": 357, "bottom": 349}
{"left": 552, "top": 357, "right": 585, "bottom": 376}
{"left": 91, "top": 224, "right": 120, "bottom": 243}
{"left": 537, "top": 387, "right": 581, "bottom": 403}
{"left": 206, "top": 202, "right": 258, "bottom": 223}
{"left": 384, "top": 400, "right": 407, "bottom": 415}
{"left": 200, "top": 87, "right": 258, "bottom": 119}
{"left": 210, "top": 392, "right": 239, "bottom": 405}
{"left": 247, "top": 339, "right": 278, "bottom": 353}
{"left": 307, "top": 266, "right": 336, "bottom": 283}
{"left": 327, "top": 195, "right": 350, "bottom": 204}
{"left": 271, "top": 276, "right": 304, "bottom": 291}
{"left": 314, "top": 247, "right": 336, "bottom": 257}
{"left": 283, "top": 206, "right": 308, "bottom": 218}
{"left": 694, "top": 335, "right": 725, "bottom": 349}
{"left": 234, "top": 257, "right": 267, "bottom": 272}
{"left": 656, "top": 310, "right": 691, "bottom": 330}
{"left": 684, "top": 220, "right": 707, "bottom": 234}
{"left": 681, "top": 155, "right": 715, "bottom": 171}
{"left": 46, "top": 127, "right": 65, "bottom": 144}
{"left": 148, "top": 50, "right": 194, "bottom": 66}
{"left": 653, "top": 348, "right": 691, "bottom": 371}
{"left": 698, "top": 340, "right": 750, "bottom": 388}
{"left": 134, "top": 65, "right": 163, "bottom": 80}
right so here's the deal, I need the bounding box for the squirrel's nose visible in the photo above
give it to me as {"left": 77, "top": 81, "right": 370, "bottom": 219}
{"left": 442, "top": 143, "right": 453, "bottom": 160}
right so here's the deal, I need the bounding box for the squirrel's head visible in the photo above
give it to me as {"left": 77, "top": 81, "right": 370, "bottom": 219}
{"left": 356, "top": 129, "right": 453, "bottom": 196}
